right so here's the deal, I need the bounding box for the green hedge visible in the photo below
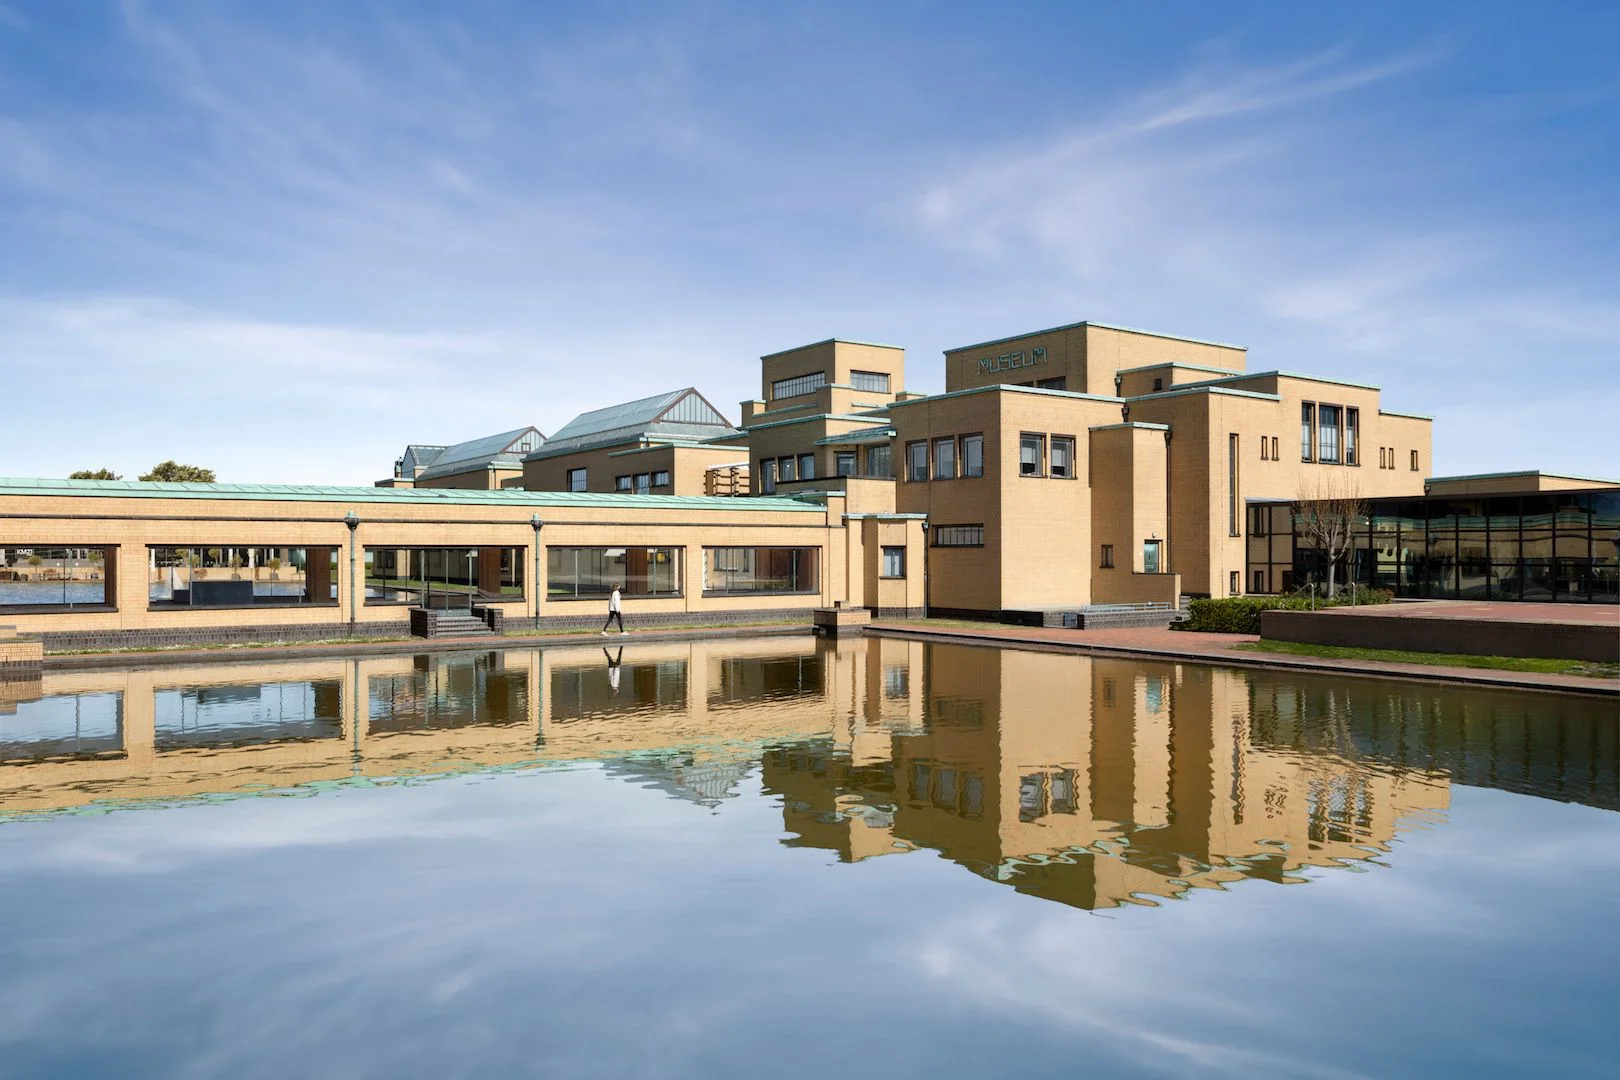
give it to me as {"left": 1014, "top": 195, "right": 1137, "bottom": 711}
{"left": 1182, "top": 587, "right": 1391, "bottom": 634}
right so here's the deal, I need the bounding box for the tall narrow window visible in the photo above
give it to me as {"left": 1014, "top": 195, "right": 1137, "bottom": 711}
{"left": 1020, "top": 433, "right": 1044, "bottom": 477}
{"left": 1379, "top": 447, "right": 1387, "bottom": 469}
{"left": 933, "top": 437, "right": 956, "bottom": 479}
{"left": 1410, "top": 449, "right": 1420, "bottom": 471}
{"left": 1228, "top": 433, "right": 1240, "bottom": 536}
{"left": 778, "top": 456, "right": 797, "bottom": 483}
{"left": 758, "top": 458, "right": 776, "bottom": 494}
{"left": 867, "top": 444, "right": 891, "bottom": 478}
{"left": 835, "top": 451, "right": 856, "bottom": 477}
{"left": 1050, "top": 436, "right": 1075, "bottom": 479}
{"left": 1301, "top": 403, "right": 1315, "bottom": 462}
{"left": 962, "top": 434, "right": 984, "bottom": 477}
{"left": 798, "top": 454, "right": 815, "bottom": 481}
{"left": 1100, "top": 544, "right": 1114, "bottom": 568}
{"left": 567, "top": 468, "right": 587, "bottom": 492}
{"left": 906, "top": 441, "right": 928, "bottom": 482}
{"left": 1345, "top": 407, "right": 1359, "bottom": 465}
{"left": 1271, "top": 436, "right": 1279, "bottom": 460}
{"left": 1259, "top": 438, "right": 1269, "bottom": 461}
{"left": 1318, "top": 405, "right": 1341, "bottom": 463}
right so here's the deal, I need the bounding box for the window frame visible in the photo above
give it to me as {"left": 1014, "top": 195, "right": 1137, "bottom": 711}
{"left": 652, "top": 470, "right": 671, "bottom": 488}
{"left": 0, "top": 544, "right": 118, "bottom": 613}
{"left": 1301, "top": 403, "right": 1316, "bottom": 462}
{"left": 614, "top": 474, "right": 632, "bottom": 493}
{"left": 797, "top": 454, "right": 815, "bottom": 481}
{"left": 961, "top": 434, "right": 984, "bottom": 478}
{"left": 1019, "top": 433, "right": 1045, "bottom": 477}
{"left": 1100, "top": 544, "right": 1114, "bottom": 569}
{"left": 931, "top": 525, "right": 985, "bottom": 548}
{"left": 906, "top": 440, "right": 929, "bottom": 482}
{"left": 771, "top": 371, "right": 827, "bottom": 401}
{"left": 932, "top": 437, "right": 956, "bottom": 480}
{"left": 849, "top": 370, "right": 891, "bottom": 393}
{"left": 566, "top": 467, "right": 588, "bottom": 493}
{"left": 834, "top": 450, "right": 856, "bottom": 477}
{"left": 1050, "top": 435, "right": 1076, "bottom": 479}
{"left": 880, "top": 545, "right": 906, "bottom": 579}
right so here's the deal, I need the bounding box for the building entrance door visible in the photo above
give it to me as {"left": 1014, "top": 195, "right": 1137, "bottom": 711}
{"left": 1142, "top": 540, "right": 1162, "bottom": 575}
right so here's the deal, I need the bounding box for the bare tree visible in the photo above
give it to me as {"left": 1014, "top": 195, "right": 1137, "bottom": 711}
{"left": 1294, "top": 473, "right": 1369, "bottom": 598}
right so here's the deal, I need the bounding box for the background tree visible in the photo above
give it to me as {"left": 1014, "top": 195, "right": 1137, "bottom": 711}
{"left": 140, "top": 461, "right": 217, "bottom": 483}
{"left": 69, "top": 468, "right": 121, "bottom": 480}
{"left": 1294, "top": 474, "right": 1369, "bottom": 598}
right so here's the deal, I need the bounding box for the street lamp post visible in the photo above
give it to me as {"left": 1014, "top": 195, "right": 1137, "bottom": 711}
{"left": 342, "top": 512, "right": 360, "bottom": 635}
{"left": 920, "top": 520, "right": 931, "bottom": 621}
{"left": 530, "top": 515, "right": 544, "bottom": 629}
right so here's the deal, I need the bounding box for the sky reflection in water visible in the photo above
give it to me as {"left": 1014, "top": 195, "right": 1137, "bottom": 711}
{"left": 0, "top": 638, "right": 1615, "bottom": 1079}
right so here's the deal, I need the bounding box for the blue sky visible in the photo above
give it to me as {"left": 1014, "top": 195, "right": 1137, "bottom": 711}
{"left": 0, "top": 1, "right": 1615, "bottom": 484}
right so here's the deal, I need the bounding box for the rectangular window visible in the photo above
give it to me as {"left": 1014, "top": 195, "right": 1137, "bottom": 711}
{"left": 906, "top": 440, "right": 928, "bottom": 482}
{"left": 1020, "top": 433, "right": 1044, "bottom": 477}
{"left": 1228, "top": 433, "right": 1240, "bottom": 536}
{"left": 1143, "top": 539, "right": 1162, "bottom": 574}
{"left": 850, "top": 370, "right": 890, "bottom": 393}
{"left": 634, "top": 473, "right": 651, "bottom": 494}
{"left": 776, "top": 456, "right": 795, "bottom": 483}
{"left": 1248, "top": 505, "right": 1269, "bottom": 537}
{"left": 1259, "top": 438, "right": 1269, "bottom": 461}
{"left": 1411, "top": 449, "right": 1420, "bottom": 472}
{"left": 758, "top": 458, "right": 776, "bottom": 494}
{"left": 1, "top": 546, "right": 115, "bottom": 611}
{"left": 548, "top": 547, "right": 681, "bottom": 599}
{"left": 1051, "top": 436, "right": 1075, "bottom": 479}
{"left": 798, "top": 454, "right": 815, "bottom": 481}
{"left": 933, "top": 437, "right": 956, "bottom": 479}
{"left": 771, "top": 371, "right": 826, "bottom": 400}
{"left": 1318, "top": 404, "right": 1341, "bottom": 463}
{"left": 1034, "top": 377, "right": 1067, "bottom": 390}
{"left": 866, "top": 444, "right": 892, "bottom": 479}
{"left": 653, "top": 470, "right": 671, "bottom": 487}
{"left": 614, "top": 475, "right": 632, "bottom": 492}
{"left": 1379, "top": 447, "right": 1386, "bottom": 469}
{"left": 567, "top": 467, "right": 587, "bottom": 492}
{"left": 881, "top": 546, "right": 906, "bottom": 578}
{"left": 1301, "top": 403, "right": 1315, "bottom": 462}
{"left": 1345, "top": 407, "right": 1359, "bottom": 465}
{"left": 962, "top": 434, "right": 984, "bottom": 477}
{"left": 1253, "top": 569, "right": 1266, "bottom": 593}
{"left": 932, "top": 525, "right": 985, "bottom": 547}
{"left": 703, "top": 547, "right": 819, "bottom": 595}
{"left": 1100, "top": 544, "right": 1114, "bottom": 568}
{"left": 152, "top": 546, "right": 339, "bottom": 608}
{"left": 1270, "top": 436, "right": 1279, "bottom": 461}
{"left": 365, "top": 547, "right": 523, "bottom": 606}
{"left": 835, "top": 450, "right": 856, "bottom": 477}
{"left": 1230, "top": 570, "right": 1241, "bottom": 595}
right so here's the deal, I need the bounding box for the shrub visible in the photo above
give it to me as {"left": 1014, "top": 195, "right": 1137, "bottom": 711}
{"left": 1182, "top": 587, "right": 1392, "bottom": 634}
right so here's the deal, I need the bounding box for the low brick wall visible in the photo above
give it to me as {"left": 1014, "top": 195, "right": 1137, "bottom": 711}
{"left": 0, "top": 633, "right": 44, "bottom": 672}
{"left": 515, "top": 607, "right": 818, "bottom": 634}
{"left": 1261, "top": 609, "right": 1620, "bottom": 663}
{"left": 39, "top": 620, "right": 404, "bottom": 653}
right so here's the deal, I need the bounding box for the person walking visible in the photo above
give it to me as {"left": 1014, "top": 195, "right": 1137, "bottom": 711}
{"left": 601, "top": 581, "right": 626, "bottom": 636}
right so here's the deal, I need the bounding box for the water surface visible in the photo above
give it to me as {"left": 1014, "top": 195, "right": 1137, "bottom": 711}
{"left": 0, "top": 638, "right": 1615, "bottom": 1078}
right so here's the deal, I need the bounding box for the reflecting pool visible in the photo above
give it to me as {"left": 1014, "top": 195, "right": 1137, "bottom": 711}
{"left": 0, "top": 637, "right": 1617, "bottom": 1078}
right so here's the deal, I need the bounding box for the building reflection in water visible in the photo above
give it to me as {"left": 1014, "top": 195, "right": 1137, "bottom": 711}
{"left": 0, "top": 638, "right": 1614, "bottom": 912}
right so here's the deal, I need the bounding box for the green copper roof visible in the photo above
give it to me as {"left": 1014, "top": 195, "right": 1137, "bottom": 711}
{"left": 0, "top": 477, "right": 823, "bottom": 512}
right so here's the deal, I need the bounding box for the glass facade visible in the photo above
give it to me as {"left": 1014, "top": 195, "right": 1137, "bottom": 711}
{"left": 366, "top": 547, "right": 524, "bottom": 607}
{"left": 0, "top": 546, "right": 113, "bottom": 611}
{"left": 150, "top": 546, "right": 338, "bottom": 608}
{"left": 703, "top": 547, "right": 819, "bottom": 595}
{"left": 1246, "top": 491, "right": 1620, "bottom": 603}
{"left": 548, "top": 547, "right": 682, "bottom": 599}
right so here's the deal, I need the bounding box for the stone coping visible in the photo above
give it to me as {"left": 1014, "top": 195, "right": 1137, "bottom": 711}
{"left": 865, "top": 622, "right": 1619, "bottom": 699}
